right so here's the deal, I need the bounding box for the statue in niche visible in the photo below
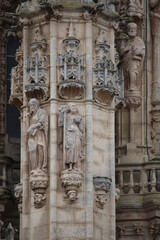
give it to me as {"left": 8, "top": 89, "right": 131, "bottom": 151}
{"left": 150, "top": 0, "right": 160, "bottom": 36}
{"left": 27, "top": 98, "right": 48, "bottom": 175}
{"left": 5, "top": 223, "right": 16, "bottom": 240}
{"left": 118, "top": 22, "right": 145, "bottom": 91}
{"left": 58, "top": 103, "right": 84, "bottom": 171}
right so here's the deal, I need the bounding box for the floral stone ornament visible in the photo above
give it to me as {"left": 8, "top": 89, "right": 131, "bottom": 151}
{"left": 93, "top": 177, "right": 112, "bottom": 209}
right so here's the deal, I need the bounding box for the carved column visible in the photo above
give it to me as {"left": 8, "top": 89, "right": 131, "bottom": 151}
{"left": 21, "top": 18, "right": 30, "bottom": 240}
{"left": 85, "top": 19, "right": 94, "bottom": 239}
{"left": 49, "top": 17, "right": 58, "bottom": 239}
{"left": 150, "top": 0, "right": 160, "bottom": 159}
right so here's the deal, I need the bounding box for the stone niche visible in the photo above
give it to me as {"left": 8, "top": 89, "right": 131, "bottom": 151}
{"left": 57, "top": 21, "right": 85, "bottom": 100}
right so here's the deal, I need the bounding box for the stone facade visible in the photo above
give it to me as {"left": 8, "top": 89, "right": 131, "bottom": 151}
{"left": 1, "top": 0, "right": 160, "bottom": 240}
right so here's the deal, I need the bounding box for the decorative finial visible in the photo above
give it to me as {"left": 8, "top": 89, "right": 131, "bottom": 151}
{"left": 68, "top": 19, "right": 75, "bottom": 38}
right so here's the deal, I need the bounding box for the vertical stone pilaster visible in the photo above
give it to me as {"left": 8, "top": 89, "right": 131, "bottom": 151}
{"left": 49, "top": 18, "right": 58, "bottom": 239}
{"left": 85, "top": 20, "right": 93, "bottom": 239}
{"left": 21, "top": 19, "right": 30, "bottom": 240}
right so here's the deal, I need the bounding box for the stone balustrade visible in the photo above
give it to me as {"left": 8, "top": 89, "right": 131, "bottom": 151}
{"left": 116, "top": 162, "right": 160, "bottom": 195}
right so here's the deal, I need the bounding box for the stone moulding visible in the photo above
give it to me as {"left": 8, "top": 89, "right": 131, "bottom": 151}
{"left": 30, "top": 172, "right": 48, "bottom": 209}
{"left": 93, "top": 176, "right": 112, "bottom": 209}
{"left": 61, "top": 169, "right": 83, "bottom": 204}
{"left": 14, "top": 183, "right": 23, "bottom": 214}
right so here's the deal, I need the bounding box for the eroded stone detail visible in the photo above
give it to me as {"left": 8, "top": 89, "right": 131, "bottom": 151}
{"left": 14, "top": 183, "right": 23, "bottom": 214}
{"left": 93, "top": 29, "right": 122, "bottom": 105}
{"left": 25, "top": 25, "right": 49, "bottom": 101}
{"left": 27, "top": 98, "right": 48, "bottom": 208}
{"left": 10, "top": 45, "right": 23, "bottom": 110}
{"left": 58, "top": 20, "right": 85, "bottom": 100}
{"left": 93, "top": 177, "right": 112, "bottom": 209}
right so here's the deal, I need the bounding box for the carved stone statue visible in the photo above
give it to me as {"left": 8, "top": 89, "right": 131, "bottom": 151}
{"left": 58, "top": 103, "right": 84, "bottom": 170}
{"left": 27, "top": 98, "right": 48, "bottom": 174}
{"left": 118, "top": 22, "right": 145, "bottom": 92}
{"left": 5, "top": 223, "right": 16, "bottom": 240}
{"left": 150, "top": 0, "right": 160, "bottom": 36}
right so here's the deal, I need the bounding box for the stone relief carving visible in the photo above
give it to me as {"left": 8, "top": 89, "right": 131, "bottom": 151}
{"left": 27, "top": 98, "right": 48, "bottom": 208}
{"left": 58, "top": 20, "right": 85, "bottom": 100}
{"left": 93, "top": 177, "right": 112, "bottom": 209}
{"left": 117, "top": 22, "right": 145, "bottom": 108}
{"left": 59, "top": 103, "right": 84, "bottom": 204}
{"left": 25, "top": 24, "right": 49, "bottom": 101}
{"left": 10, "top": 45, "right": 23, "bottom": 110}
{"left": 93, "top": 29, "right": 123, "bottom": 106}
{"left": 14, "top": 183, "right": 23, "bottom": 214}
